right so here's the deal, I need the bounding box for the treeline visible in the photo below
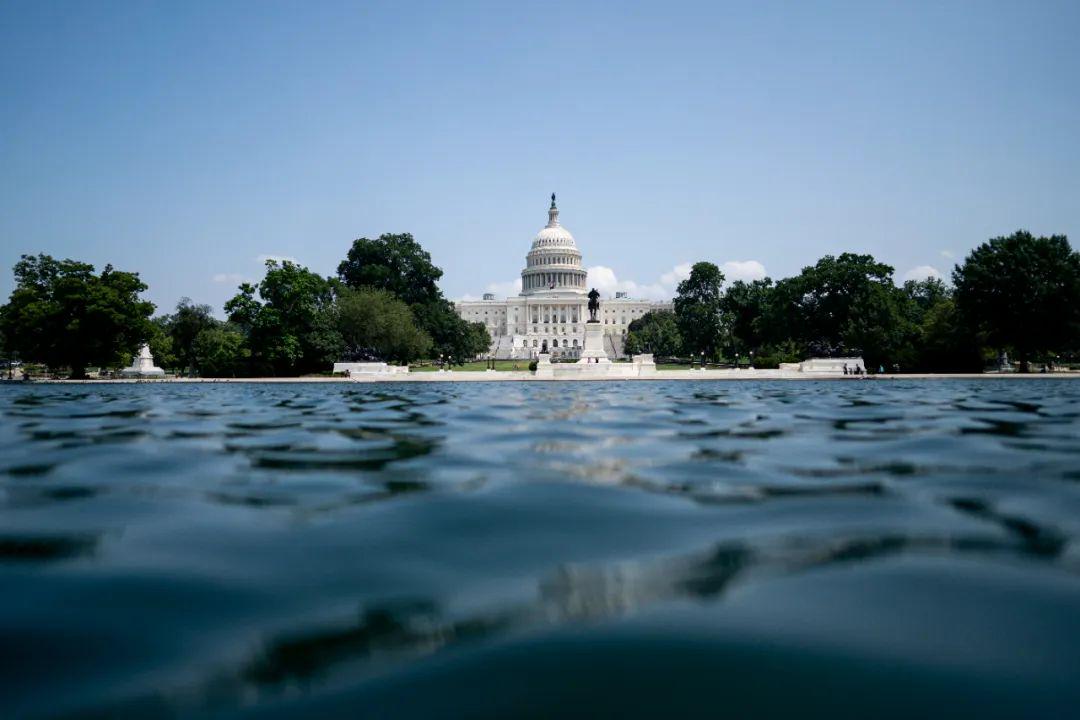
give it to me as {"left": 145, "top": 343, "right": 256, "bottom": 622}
{"left": 626, "top": 230, "right": 1080, "bottom": 372}
{"left": 0, "top": 234, "right": 490, "bottom": 378}
{"left": 2, "top": 229, "right": 1077, "bottom": 377}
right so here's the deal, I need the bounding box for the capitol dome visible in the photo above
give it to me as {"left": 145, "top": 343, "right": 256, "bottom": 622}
{"left": 521, "top": 194, "right": 587, "bottom": 296}
{"left": 531, "top": 199, "right": 577, "bottom": 249}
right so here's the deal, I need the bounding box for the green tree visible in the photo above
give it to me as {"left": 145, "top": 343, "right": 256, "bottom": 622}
{"left": 225, "top": 260, "right": 343, "bottom": 375}
{"left": 673, "top": 262, "right": 726, "bottom": 359}
{"left": 891, "top": 278, "right": 982, "bottom": 372}
{"left": 413, "top": 299, "right": 491, "bottom": 363}
{"left": 337, "top": 287, "right": 432, "bottom": 363}
{"left": 464, "top": 320, "right": 492, "bottom": 362}
{"left": 337, "top": 232, "right": 488, "bottom": 361}
{"left": 165, "top": 298, "right": 217, "bottom": 373}
{"left": 193, "top": 325, "right": 250, "bottom": 377}
{"left": 625, "top": 309, "right": 682, "bottom": 356}
{"left": 0, "top": 254, "right": 154, "bottom": 378}
{"left": 901, "top": 277, "right": 950, "bottom": 316}
{"left": 915, "top": 295, "right": 983, "bottom": 373}
{"left": 763, "top": 253, "right": 907, "bottom": 368}
{"left": 953, "top": 230, "right": 1080, "bottom": 371}
{"left": 148, "top": 316, "right": 178, "bottom": 371}
{"left": 721, "top": 279, "right": 773, "bottom": 354}
{"left": 337, "top": 233, "right": 444, "bottom": 307}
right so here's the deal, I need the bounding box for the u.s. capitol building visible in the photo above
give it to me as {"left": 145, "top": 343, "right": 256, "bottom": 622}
{"left": 455, "top": 195, "right": 672, "bottom": 359}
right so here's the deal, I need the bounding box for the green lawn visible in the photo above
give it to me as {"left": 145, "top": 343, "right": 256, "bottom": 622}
{"left": 409, "top": 360, "right": 532, "bottom": 372}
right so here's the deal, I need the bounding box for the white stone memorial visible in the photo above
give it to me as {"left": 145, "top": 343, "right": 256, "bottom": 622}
{"left": 577, "top": 322, "right": 611, "bottom": 366}
{"left": 798, "top": 357, "right": 866, "bottom": 374}
{"left": 120, "top": 344, "right": 166, "bottom": 378}
{"left": 334, "top": 362, "right": 409, "bottom": 377}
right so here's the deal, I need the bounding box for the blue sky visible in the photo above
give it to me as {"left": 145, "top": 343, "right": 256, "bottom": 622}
{"left": 2, "top": 1, "right": 1078, "bottom": 312}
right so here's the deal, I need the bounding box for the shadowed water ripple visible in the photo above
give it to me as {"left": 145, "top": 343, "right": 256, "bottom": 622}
{"left": 1, "top": 379, "right": 1080, "bottom": 718}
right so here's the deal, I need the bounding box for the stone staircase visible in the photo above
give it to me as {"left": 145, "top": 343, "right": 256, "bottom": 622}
{"left": 605, "top": 333, "right": 626, "bottom": 359}
{"left": 491, "top": 334, "right": 515, "bottom": 360}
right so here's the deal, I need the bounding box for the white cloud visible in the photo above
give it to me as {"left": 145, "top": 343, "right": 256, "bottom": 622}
{"left": 464, "top": 259, "right": 769, "bottom": 304}
{"left": 486, "top": 278, "right": 522, "bottom": 297}
{"left": 256, "top": 253, "right": 299, "bottom": 266}
{"left": 458, "top": 278, "right": 523, "bottom": 302}
{"left": 584, "top": 260, "right": 768, "bottom": 301}
{"left": 720, "top": 260, "right": 767, "bottom": 282}
{"left": 939, "top": 250, "right": 955, "bottom": 259}
{"left": 585, "top": 265, "right": 669, "bottom": 301}
{"left": 211, "top": 273, "right": 248, "bottom": 284}
{"left": 659, "top": 263, "right": 693, "bottom": 287}
{"left": 586, "top": 265, "right": 620, "bottom": 295}
{"left": 902, "top": 265, "right": 942, "bottom": 282}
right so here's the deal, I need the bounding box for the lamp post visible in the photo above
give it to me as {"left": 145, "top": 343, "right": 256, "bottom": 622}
{"left": 749, "top": 350, "right": 755, "bottom": 370}
{"left": 735, "top": 352, "right": 740, "bottom": 370}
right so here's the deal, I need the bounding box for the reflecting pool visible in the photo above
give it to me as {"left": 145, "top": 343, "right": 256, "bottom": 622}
{"left": 2, "top": 380, "right": 1079, "bottom": 718}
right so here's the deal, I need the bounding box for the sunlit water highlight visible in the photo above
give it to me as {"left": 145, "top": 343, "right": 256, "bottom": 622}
{"left": 2, "top": 380, "right": 1079, "bottom": 718}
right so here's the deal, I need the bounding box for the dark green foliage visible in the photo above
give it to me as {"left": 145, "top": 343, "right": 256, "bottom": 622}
{"left": 0, "top": 254, "right": 154, "bottom": 378}
{"left": 148, "top": 316, "right": 178, "bottom": 370}
{"left": 953, "top": 231, "right": 1080, "bottom": 370}
{"left": 163, "top": 298, "right": 217, "bottom": 372}
{"left": 338, "top": 233, "right": 444, "bottom": 307}
{"left": 464, "top": 321, "right": 493, "bottom": 362}
{"left": 150, "top": 298, "right": 253, "bottom": 376}
{"left": 913, "top": 295, "right": 983, "bottom": 373}
{"left": 412, "top": 299, "right": 490, "bottom": 363}
{"left": 762, "top": 254, "right": 908, "bottom": 369}
{"left": 338, "top": 232, "right": 490, "bottom": 361}
{"left": 337, "top": 287, "right": 432, "bottom": 363}
{"left": 721, "top": 279, "right": 773, "bottom": 354}
{"left": 192, "top": 325, "right": 250, "bottom": 377}
{"left": 225, "top": 260, "right": 343, "bottom": 375}
{"left": 625, "top": 310, "right": 682, "bottom": 356}
{"left": 673, "top": 262, "right": 726, "bottom": 359}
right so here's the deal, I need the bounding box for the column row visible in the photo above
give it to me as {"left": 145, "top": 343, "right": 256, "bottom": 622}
{"left": 528, "top": 303, "right": 584, "bottom": 324}
{"left": 524, "top": 273, "right": 585, "bottom": 289}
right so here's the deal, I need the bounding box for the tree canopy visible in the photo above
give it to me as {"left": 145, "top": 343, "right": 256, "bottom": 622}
{"left": 412, "top": 299, "right": 491, "bottom": 363}
{"left": 337, "top": 287, "right": 432, "bottom": 364}
{"left": 192, "top": 324, "right": 250, "bottom": 377}
{"left": 0, "top": 254, "right": 154, "bottom": 378}
{"left": 337, "top": 233, "right": 444, "bottom": 307}
{"left": 764, "top": 253, "right": 907, "bottom": 368}
{"left": 953, "top": 230, "right": 1080, "bottom": 369}
{"left": 625, "top": 309, "right": 682, "bottom": 356}
{"left": 673, "top": 262, "right": 726, "bottom": 358}
{"left": 338, "top": 232, "right": 491, "bottom": 361}
{"left": 225, "top": 260, "right": 343, "bottom": 375}
{"left": 721, "top": 279, "right": 773, "bottom": 354}
{"left": 157, "top": 298, "right": 217, "bottom": 373}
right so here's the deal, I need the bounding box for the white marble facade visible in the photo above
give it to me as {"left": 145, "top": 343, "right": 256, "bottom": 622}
{"left": 455, "top": 196, "right": 671, "bottom": 359}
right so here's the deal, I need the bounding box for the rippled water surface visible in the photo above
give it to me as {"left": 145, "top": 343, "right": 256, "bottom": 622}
{"left": 2, "top": 380, "right": 1080, "bottom": 718}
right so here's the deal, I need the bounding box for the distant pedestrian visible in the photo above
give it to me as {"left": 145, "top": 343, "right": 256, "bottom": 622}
{"left": 879, "top": 365, "right": 884, "bottom": 374}
{"left": 843, "top": 363, "right": 848, "bottom": 375}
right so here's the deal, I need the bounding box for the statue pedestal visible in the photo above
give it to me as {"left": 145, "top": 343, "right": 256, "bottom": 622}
{"left": 577, "top": 322, "right": 610, "bottom": 364}
{"left": 535, "top": 353, "right": 554, "bottom": 378}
